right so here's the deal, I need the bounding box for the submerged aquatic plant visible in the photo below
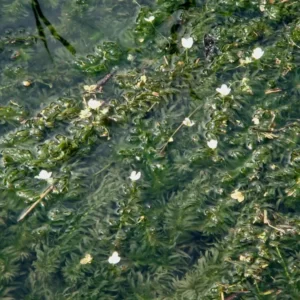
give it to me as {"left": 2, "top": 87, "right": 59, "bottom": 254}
{"left": 0, "top": 0, "right": 299, "bottom": 299}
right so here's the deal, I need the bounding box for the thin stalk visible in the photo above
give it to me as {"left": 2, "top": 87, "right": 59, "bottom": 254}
{"left": 17, "top": 185, "right": 54, "bottom": 222}
{"left": 94, "top": 162, "right": 113, "bottom": 176}
{"left": 159, "top": 103, "right": 202, "bottom": 153}
{"left": 276, "top": 246, "right": 291, "bottom": 280}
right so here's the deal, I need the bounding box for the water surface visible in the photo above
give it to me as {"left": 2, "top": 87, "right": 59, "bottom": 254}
{"left": 0, "top": 0, "right": 299, "bottom": 299}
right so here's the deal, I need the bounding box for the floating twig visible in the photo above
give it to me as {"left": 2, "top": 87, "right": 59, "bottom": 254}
{"left": 96, "top": 68, "right": 118, "bottom": 91}
{"left": 17, "top": 185, "right": 54, "bottom": 222}
{"left": 263, "top": 210, "right": 285, "bottom": 234}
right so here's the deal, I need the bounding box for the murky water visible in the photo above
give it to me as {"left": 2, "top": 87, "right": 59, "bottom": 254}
{"left": 0, "top": 1, "right": 299, "bottom": 299}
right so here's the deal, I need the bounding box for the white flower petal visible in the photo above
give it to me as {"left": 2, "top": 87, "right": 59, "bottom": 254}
{"left": 182, "top": 117, "right": 195, "bottom": 127}
{"left": 129, "top": 171, "right": 141, "bottom": 181}
{"left": 181, "top": 37, "right": 194, "bottom": 49}
{"left": 207, "top": 139, "right": 218, "bottom": 149}
{"left": 252, "top": 47, "right": 264, "bottom": 60}
{"left": 216, "top": 84, "right": 231, "bottom": 96}
{"left": 108, "top": 251, "right": 121, "bottom": 264}
{"left": 144, "top": 16, "right": 155, "bottom": 22}
{"left": 35, "top": 170, "right": 52, "bottom": 180}
{"left": 87, "top": 99, "right": 103, "bottom": 110}
{"left": 252, "top": 117, "right": 260, "bottom": 125}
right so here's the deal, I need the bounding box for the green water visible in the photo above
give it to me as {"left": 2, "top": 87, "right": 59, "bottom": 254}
{"left": 0, "top": 0, "right": 299, "bottom": 299}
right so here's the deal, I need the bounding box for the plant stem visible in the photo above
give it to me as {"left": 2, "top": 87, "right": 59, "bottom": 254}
{"left": 94, "top": 162, "right": 113, "bottom": 176}
{"left": 159, "top": 103, "right": 202, "bottom": 153}
{"left": 276, "top": 246, "right": 291, "bottom": 280}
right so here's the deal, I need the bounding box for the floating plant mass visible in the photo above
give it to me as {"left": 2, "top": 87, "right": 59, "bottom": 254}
{"left": 0, "top": 0, "right": 299, "bottom": 299}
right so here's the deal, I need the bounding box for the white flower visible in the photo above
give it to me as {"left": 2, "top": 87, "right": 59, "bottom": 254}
{"left": 181, "top": 37, "right": 194, "bottom": 49}
{"left": 144, "top": 16, "right": 155, "bottom": 22}
{"left": 87, "top": 99, "right": 103, "bottom": 110}
{"left": 216, "top": 84, "right": 231, "bottom": 96}
{"left": 129, "top": 171, "right": 141, "bottom": 181}
{"left": 34, "top": 170, "right": 53, "bottom": 185}
{"left": 35, "top": 170, "right": 52, "bottom": 180}
{"left": 207, "top": 139, "right": 218, "bottom": 149}
{"left": 252, "top": 116, "right": 260, "bottom": 125}
{"left": 108, "top": 251, "right": 121, "bottom": 264}
{"left": 252, "top": 47, "right": 264, "bottom": 60}
{"left": 182, "top": 118, "right": 195, "bottom": 127}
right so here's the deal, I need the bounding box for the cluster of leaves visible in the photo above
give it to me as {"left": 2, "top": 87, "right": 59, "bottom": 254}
{"left": 0, "top": 0, "right": 300, "bottom": 299}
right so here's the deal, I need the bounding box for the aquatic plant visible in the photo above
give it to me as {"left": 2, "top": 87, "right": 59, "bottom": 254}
{"left": 0, "top": 0, "right": 299, "bottom": 299}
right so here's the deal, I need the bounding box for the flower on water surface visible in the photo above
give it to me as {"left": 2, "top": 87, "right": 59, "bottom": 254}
{"left": 207, "top": 139, "right": 218, "bottom": 149}
{"left": 252, "top": 47, "right": 264, "bottom": 60}
{"left": 181, "top": 37, "right": 194, "bottom": 49}
{"left": 144, "top": 16, "right": 155, "bottom": 22}
{"left": 182, "top": 117, "right": 195, "bottom": 127}
{"left": 80, "top": 253, "right": 93, "bottom": 265}
{"left": 129, "top": 171, "right": 141, "bottom": 181}
{"left": 216, "top": 84, "right": 231, "bottom": 96}
{"left": 35, "top": 170, "right": 52, "bottom": 180}
{"left": 87, "top": 99, "right": 103, "bottom": 110}
{"left": 108, "top": 251, "right": 121, "bottom": 264}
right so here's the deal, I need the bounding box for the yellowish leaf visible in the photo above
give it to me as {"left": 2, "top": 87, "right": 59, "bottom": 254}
{"left": 260, "top": 290, "right": 274, "bottom": 295}
{"left": 265, "top": 88, "right": 282, "bottom": 94}
{"left": 262, "top": 132, "right": 278, "bottom": 139}
{"left": 83, "top": 85, "right": 97, "bottom": 93}
{"left": 80, "top": 253, "right": 93, "bottom": 265}
{"left": 231, "top": 190, "right": 244, "bottom": 202}
{"left": 22, "top": 80, "right": 31, "bottom": 87}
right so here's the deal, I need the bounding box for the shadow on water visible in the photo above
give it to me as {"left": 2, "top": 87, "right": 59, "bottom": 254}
{"left": 31, "top": 0, "right": 76, "bottom": 59}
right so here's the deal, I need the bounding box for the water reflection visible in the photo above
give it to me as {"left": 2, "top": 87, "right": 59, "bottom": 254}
{"left": 31, "top": 0, "right": 76, "bottom": 58}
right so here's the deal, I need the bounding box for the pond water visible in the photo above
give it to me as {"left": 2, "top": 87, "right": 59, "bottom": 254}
{"left": 0, "top": 0, "right": 299, "bottom": 299}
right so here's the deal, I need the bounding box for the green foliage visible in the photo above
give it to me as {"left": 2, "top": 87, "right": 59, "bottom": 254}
{"left": 0, "top": 0, "right": 299, "bottom": 299}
